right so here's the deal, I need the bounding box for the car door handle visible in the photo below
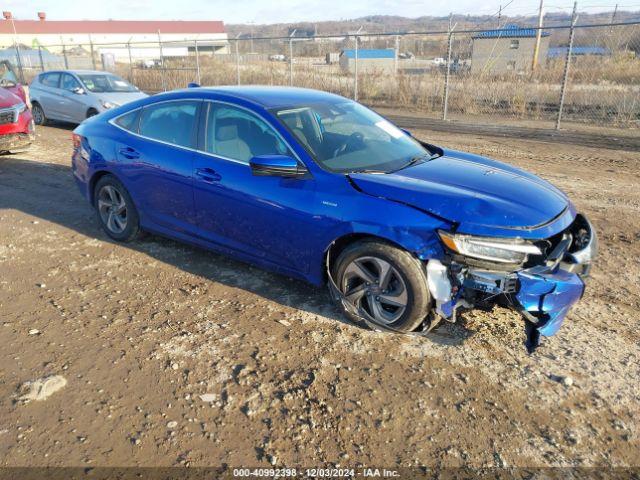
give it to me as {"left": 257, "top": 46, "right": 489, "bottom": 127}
{"left": 195, "top": 167, "right": 221, "bottom": 183}
{"left": 118, "top": 147, "right": 140, "bottom": 159}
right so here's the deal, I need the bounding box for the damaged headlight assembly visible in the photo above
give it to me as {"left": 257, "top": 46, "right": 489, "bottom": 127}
{"left": 431, "top": 219, "right": 595, "bottom": 353}
{"left": 437, "top": 230, "right": 542, "bottom": 264}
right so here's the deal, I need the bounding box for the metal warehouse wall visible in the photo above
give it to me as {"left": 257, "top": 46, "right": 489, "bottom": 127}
{"left": 471, "top": 36, "right": 550, "bottom": 74}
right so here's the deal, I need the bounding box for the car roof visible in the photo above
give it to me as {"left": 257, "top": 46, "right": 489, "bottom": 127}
{"left": 193, "top": 86, "right": 349, "bottom": 109}
{"left": 39, "top": 70, "right": 114, "bottom": 76}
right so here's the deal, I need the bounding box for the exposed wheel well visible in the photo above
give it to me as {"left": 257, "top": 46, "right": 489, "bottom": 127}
{"left": 86, "top": 107, "right": 99, "bottom": 118}
{"left": 323, "top": 233, "right": 409, "bottom": 283}
{"left": 89, "top": 171, "right": 114, "bottom": 206}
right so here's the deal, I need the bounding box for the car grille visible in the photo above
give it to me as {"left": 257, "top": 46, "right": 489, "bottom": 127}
{"left": 0, "top": 107, "right": 17, "bottom": 125}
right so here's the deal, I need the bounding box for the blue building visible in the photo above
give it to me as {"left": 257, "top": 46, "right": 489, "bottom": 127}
{"left": 339, "top": 49, "right": 396, "bottom": 73}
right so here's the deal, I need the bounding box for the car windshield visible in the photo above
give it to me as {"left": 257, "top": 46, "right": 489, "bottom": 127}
{"left": 274, "top": 101, "right": 434, "bottom": 173}
{"left": 77, "top": 74, "right": 138, "bottom": 93}
{"left": 0, "top": 62, "right": 17, "bottom": 86}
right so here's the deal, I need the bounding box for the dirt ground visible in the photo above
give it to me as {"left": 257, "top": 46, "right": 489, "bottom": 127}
{"left": 1, "top": 122, "right": 639, "bottom": 471}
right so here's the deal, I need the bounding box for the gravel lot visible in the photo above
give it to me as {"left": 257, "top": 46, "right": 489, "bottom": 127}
{"left": 1, "top": 123, "right": 638, "bottom": 470}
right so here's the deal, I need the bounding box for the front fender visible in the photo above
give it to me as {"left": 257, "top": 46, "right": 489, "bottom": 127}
{"left": 308, "top": 185, "right": 451, "bottom": 285}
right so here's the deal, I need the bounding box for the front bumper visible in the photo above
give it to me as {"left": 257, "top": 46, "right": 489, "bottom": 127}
{"left": 427, "top": 214, "right": 597, "bottom": 351}
{"left": 0, "top": 112, "right": 35, "bottom": 152}
{"left": 0, "top": 131, "right": 35, "bottom": 152}
{"left": 516, "top": 269, "right": 584, "bottom": 336}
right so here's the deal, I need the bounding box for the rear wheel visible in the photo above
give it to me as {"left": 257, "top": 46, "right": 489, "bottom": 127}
{"left": 86, "top": 108, "right": 98, "bottom": 119}
{"left": 93, "top": 175, "right": 142, "bottom": 242}
{"left": 331, "top": 240, "right": 431, "bottom": 332}
{"left": 32, "top": 103, "right": 47, "bottom": 126}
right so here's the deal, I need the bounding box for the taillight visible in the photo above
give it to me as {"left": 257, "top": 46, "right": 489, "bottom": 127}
{"left": 72, "top": 133, "right": 82, "bottom": 149}
{"left": 72, "top": 133, "right": 90, "bottom": 161}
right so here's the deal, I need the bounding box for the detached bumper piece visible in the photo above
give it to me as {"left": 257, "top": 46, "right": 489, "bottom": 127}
{"left": 427, "top": 214, "right": 596, "bottom": 353}
{"left": 516, "top": 269, "right": 584, "bottom": 353}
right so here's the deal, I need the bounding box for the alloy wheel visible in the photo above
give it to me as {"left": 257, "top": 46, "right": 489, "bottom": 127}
{"left": 33, "top": 105, "right": 44, "bottom": 125}
{"left": 340, "top": 256, "right": 408, "bottom": 324}
{"left": 97, "top": 185, "right": 128, "bottom": 234}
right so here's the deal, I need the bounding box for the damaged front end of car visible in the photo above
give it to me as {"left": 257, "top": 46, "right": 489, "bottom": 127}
{"left": 327, "top": 212, "right": 596, "bottom": 353}
{"left": 427, "top": 213, "right": 597, "bottom": 352}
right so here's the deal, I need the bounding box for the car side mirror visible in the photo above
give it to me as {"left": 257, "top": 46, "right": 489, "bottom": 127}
{"left": 73, "top": 87, "right": 86, "bottom": 95}
{"left": 249, "top": 155, "right": 308, "bottom": 178}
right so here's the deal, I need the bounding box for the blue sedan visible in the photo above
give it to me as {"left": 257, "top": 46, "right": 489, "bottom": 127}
{"left": 71, "top": 86, "right": 597, "bottom": 352}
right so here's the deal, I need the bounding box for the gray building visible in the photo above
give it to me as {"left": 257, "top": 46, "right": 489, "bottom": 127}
{"left": 471, "top": 24, "right": 550, "bottom": 74}
{"left": 339, "top": 49, "right": 395, "bottom": 74}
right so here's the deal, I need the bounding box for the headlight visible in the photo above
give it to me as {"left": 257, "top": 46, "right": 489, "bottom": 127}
{"left": 100, "top": 100, "right": 119, "bottom": 109}
{"left": 15, "top": 102, "right": 27, "bottom": 114}
{"left": 438, "top": 230, "right": 541, "bottom": 264}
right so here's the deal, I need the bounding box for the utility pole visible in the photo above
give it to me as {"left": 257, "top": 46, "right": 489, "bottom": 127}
{"left": 249, "top": 21, "right": 255, "bottom": 54}
{"left": 4, "top": 12, "right": 24, "bottom": 83}
{"left": 442, "top": 14, "right": 456, "bottom": 121}
{"left": 556, "top": 1, "right": 578, "bottom": 130}
{"left": 353, "top": 26, "right": 362, "bottom": 101}
{"left": 61, "top": 37, "right": 69, "bottom": 70}
{"left": 498, "top": 5, "right": 502, "bottom": 28}
{"left": 127, "top": 40, "right": 134, "bottom": 80}
{"left": 394, "top": 34, "right": 399, "bottom": 74}
{"left": 157, "top": 30, "right": 166, "bottom": 92}
{"left": 354, "top": 34, "right": 358, "bottom": 101}
{"left": 289, "top": 29, "right": 297, "bottom": 86}
{"left": 89, "top": 34, "right": 97, "bottom": 70}
{"left": 531, "top": 0, "right": 544, "bottom": 71}
{"left": 38, "top": 45, "right": 44, "bottom": 71}
{"left": 194, "top": 39, "right": 201, "bottom": 84}
{"left": 235, "top": 33, "right": 241, "bottom": 85}
{"left": 610, "top": 3, "right": 618, "bottom": 33}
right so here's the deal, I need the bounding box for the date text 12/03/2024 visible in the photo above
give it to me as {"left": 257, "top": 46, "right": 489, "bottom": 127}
{"left": 232, "top": 468, "right": 400, "bottom": 477}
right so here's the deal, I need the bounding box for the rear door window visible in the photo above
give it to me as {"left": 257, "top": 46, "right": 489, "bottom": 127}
{"left": 138, "top": 101, "right": 199, "bottom": 148}
{"left": 41, "top": 72, "right": 61, "bottom": 88}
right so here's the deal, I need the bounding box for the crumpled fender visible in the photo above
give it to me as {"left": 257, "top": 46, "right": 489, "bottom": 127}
{"left": 516, "top": 269, "right": 585, "bottom": 336}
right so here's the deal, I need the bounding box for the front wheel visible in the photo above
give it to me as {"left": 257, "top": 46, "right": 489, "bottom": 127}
{"left": 331, "top": 240, "right": 431, "bottom": 332}
{"left": 93, "top": 175, "right": 142, "bottom": 242}
{"left": 32, "top": 103, "right": 47, "bottom": 126}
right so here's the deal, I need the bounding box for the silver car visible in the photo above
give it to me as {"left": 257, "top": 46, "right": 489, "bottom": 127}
{"left": 29, "top": 70, "right": 148, "bottom": 125}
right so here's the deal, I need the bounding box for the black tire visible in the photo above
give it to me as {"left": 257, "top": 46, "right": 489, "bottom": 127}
{"left": 86, "top": 108, "right": 98, "bottom": 119}
{"left": 331, "top": 239, "right": 431, "bottom": 332}
{"left": 32, "top": 103, "right": 47, "bottom": 126}
{"left": 93, "top": 175, "right": 142, "bottom": 242}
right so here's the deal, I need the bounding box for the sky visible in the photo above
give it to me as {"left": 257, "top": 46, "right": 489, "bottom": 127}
{"left": 1, "top": 0, "right": 636, "bottom": 24}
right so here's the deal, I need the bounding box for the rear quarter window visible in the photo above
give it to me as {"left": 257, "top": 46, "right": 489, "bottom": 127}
{"left": 113, "top": 110, "right": 141, "bottom": 133}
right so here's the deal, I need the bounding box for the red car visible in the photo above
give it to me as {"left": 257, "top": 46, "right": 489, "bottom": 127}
{"left": 0, "top": 60, "right": 34, "bottom": 153}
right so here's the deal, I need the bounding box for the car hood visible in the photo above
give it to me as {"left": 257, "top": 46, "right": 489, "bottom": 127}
{"left": 348, "top": 148, "right": 570, "bottom": 233}
{"left": 0, "top": 86, "right": 23, "bottom": 108}
{"left": 95, "top": 91, "right": 148, "bottom": 106}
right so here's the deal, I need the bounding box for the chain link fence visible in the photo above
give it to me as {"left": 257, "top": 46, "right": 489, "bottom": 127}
{"left": 4, "top": 19, "right": 639, "bottom": 133}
